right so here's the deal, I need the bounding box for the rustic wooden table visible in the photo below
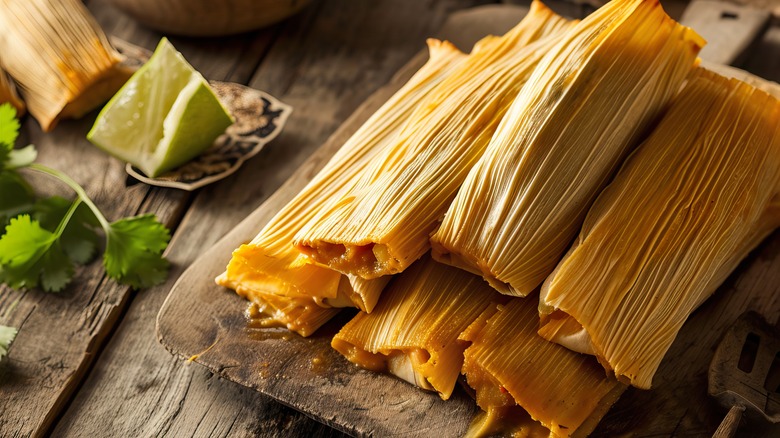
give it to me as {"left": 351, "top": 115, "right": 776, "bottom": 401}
{"left": 1, "top": 0, "right": 778, "bottom": 437}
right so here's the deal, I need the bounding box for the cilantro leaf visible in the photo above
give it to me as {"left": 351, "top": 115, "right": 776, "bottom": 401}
{"left": 0, "top": 172, "right": 36, "bottom": 229}
{"left": 0, "top": 325, "right": 17, "bottom": 361}
{"left": 0, "top": 105, "right": 172, "bottom": 292}
{"left": 34, "top": 197, "right": 101, "bottom": 265}
{"left": 0, "top": 215, "right": 74, "bottom": 292}
{"left": 0, "top": 103, "right": 20, "bottom": 149}
{"left": 0, "top": 147, "right": 8, "bottom": 171}
{"left": 32, "top": 196, "right": 73, "bottom": 230}
{"left": 104, "top": 214, "right": 170, "bottom": 289}
{"left": 37, "top": 241, "right": 74, "bottom": 292}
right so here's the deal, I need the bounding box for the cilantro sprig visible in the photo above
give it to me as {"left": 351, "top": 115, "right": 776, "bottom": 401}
{"left": 0, "top": 103, "right": 171, "bottom": 292}
{"left": 0, "top": 325, "right": 16, "bottom": 362}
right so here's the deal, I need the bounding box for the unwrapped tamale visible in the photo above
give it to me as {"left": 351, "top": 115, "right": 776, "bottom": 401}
{"left": 294, "top": 1, "right": 573, "bottom": 279}
{"left": 431, "top": 0, "right": 703, "bottom": 297}
{"left": 539, "top": 68, "right": 780, "bottom": 389}
{"left": 331, "top": 254, "right": 506, "bottom": 399}
{"left": 217, "top": 38, "right": 466, "bottom": 335}
{"left": 461, "top": 298, "right": 626, "bottom": 437}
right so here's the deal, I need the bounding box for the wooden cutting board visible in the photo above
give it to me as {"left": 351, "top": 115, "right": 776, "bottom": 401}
{"left": 157, "top": 4, "right": 780, "bottom": 437}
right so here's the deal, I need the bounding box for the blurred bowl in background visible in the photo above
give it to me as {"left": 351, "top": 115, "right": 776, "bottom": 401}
{"left": 107, "top": 0, "right": 312, "bottom": 36}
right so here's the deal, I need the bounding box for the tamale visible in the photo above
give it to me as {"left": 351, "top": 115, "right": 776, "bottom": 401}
{"left": 538, "top": 68, "right": 780, "bottom": 389}
{"left": 216, "top": 38, "right": 466, "bottom": 335}
{"left": 0, "top": 0, "right": 131, "bottom": 131}
{"left": 0, "top": 67, "right": 25, "bottom": 115}
{"left": 294, "top": 1, "right": 573, "bottom": 279}
{"left": 465, "top": 406, "right": 552, "bottom": 438}
{"left": 244, "top": 289, "right": 341, "bottom": 338}
{"left": 331, "top": 254, "right": 506, "bottom": 399}
{"left": 461, "top": 298, "right": 626, "bottom": 438}
{"left": 430, "top": 0, "right": 704, "bottom": 296}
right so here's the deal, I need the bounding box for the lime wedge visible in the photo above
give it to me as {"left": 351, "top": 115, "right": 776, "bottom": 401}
{"left": 87, "top": 38, "right": 234, "bottom": 178}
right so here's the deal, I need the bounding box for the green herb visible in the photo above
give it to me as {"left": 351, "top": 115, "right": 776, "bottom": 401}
{"left": 0, "top": 325, "right": 16, "bottom": 361}
{"left": 0, "top": 103, "right": 171, "bottom": 292}
{"left": 0, "top": 104, "right": 20, "bottom": 149}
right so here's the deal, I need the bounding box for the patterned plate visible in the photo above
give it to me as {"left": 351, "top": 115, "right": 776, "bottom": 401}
{"left": 113, "top": 38, "right": 292, "bottom": 191}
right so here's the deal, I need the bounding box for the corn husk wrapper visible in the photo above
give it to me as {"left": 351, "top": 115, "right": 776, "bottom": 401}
{"left": 539, "top": 68, "right": 780, "bottom": 389}
{"left": 461, "top": 298, "right": 626, "bottom": 437}
{"left": 331, "top": 255, "right": 506, "bottom": 399}
{"left": 0, "top": 0, "right": 131, "bottom": 131}
{"left": 216, "top": 39, "right": 466, "bottom": 335}
{"left": 0, "top": 67, "right": 25, "bottom": 115}
{"left": 430, "top": 0, "right": 704, "bottom": 297}
{"left": 294, "top": 1, "right": 573, "bottom": 280}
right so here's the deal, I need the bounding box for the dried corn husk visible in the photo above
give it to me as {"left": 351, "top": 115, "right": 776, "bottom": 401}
{"left": 430, "top": 0, "right": 704, "bottom": 297}
{"left": 331, "top": 255, "right": 506, "bottom": 399}
{"left": 0, "top": 0, "right": 131, "bottom": 131}
{"left": 294, "top": 1, "right": 573, "bottom": 280}
{"left": 539, "top": 68, "right": 780, "bottom": 389}
{"left": 461, "top": 298, "right": 626, "bottom": 437}
{"left": 0, "top": 66, "right": 25, "bottom": 115}
{"left": 216, "top": 39, "right": 466, "bottom": 335}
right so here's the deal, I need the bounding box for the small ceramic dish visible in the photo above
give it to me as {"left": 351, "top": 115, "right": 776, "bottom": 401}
{"left": 113, "top": 38, "right": 292, "bottom": 191}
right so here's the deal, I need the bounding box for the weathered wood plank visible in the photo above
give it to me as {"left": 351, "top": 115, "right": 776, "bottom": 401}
{"left": 500, "top": 0, "right": 709, "bottom": 21}
{"left": 743, "top": 23, "right": 780, "bottom": 83}
{"left": 147, "top": 6, "right": 520, "bottom": 438}
{"left": 501, "top": 0, "right": 590, "bottom": 17}
{"left": 680, "top": 0, "right": 771, "bottom": 66}
{"left": 154, "top": 4, "right": 780, "bottom": 438}
{"left": 0, "top": 0, "right": 273, "bottom": 436}
{"left": 51, "top": 1, "right": 496, "bottom": 437}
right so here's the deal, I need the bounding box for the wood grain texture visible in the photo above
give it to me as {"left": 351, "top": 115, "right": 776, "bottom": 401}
{"left": 712, "top": 405, "right": 744, "bottom": 438}
{"left": 155, "top": 5, "right": 780, "bottom": 438}
{"left": 50, "top": 1, "right": 496, "bottom": 437}
{"left": 501, "top": 0, "right": 595, "bottom": 17}
{"left": 1, "top": 1, "right": 777, "bottom": 437}
{"left": 155, "top": 53, "right": 480, "bottom": 438}
{"left": 681, "top": 0, "right": 771, "bottom": 66}
{"left": 0, "top": 0, "right": 272, "bottom": 436}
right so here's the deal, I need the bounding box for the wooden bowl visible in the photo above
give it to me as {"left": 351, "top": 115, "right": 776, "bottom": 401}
{"left": 107, "top": 0, "right": 312, "bottom": 36}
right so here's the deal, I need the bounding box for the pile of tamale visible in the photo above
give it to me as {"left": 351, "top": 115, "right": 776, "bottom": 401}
{"left": 217, "top": 0, "right": 780, "bottom": 435}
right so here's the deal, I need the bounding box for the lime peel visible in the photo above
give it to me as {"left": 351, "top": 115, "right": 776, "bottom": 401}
{"left": 87, "top": 37, "right": 234, "bottom": 178}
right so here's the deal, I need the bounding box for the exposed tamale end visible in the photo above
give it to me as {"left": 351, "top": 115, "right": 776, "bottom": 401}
{"left": 294, "top": 1, "right": 573, "bottom": 280}
{"left": 461, "top": 298, "right": 626, "bottom": 437}
{"left": 331, "top": 255, "right": 506, "bottom": 400}
{"left": 224, "top": 247, "right": 343, "bottom": 302}
{"left": 217, "top": 38, "right": 466, "bottom": 316}
{"left": 431, "top": 0, "right": 704, "bottom": 297}
{"left": 218, "top": 271, "right": 341, "bottom": 337}
{"left": 539, "top": 68, "right": 780, "bottom": 389}
{"left": 0, "top": 68, "right": 25, "bottom": 115}
{"left": 0, "top": 0, "right": 129, "bottom": 131}
{"left": 464, "top": 405, "right": 552, "bottom": 438}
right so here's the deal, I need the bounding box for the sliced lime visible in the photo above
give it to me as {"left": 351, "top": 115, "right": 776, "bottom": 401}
{"left": 87, "top": 38, "right": 233, "bottom": 178}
